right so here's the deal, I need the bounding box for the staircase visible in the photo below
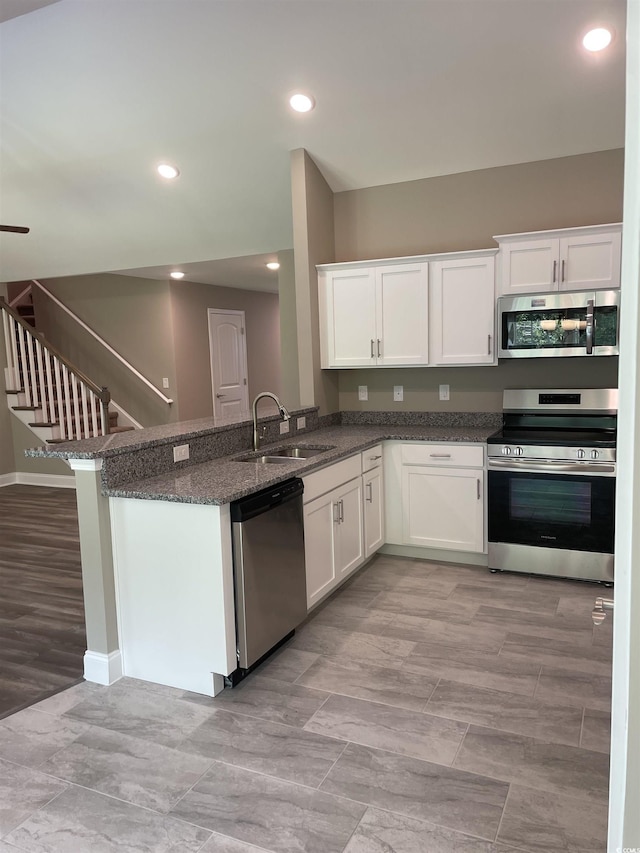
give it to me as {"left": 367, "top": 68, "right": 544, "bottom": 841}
{"left": 2, "top": 295, "right": 136, "bottom": 444}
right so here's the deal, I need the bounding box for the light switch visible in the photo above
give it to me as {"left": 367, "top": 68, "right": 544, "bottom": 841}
{"left": 439, "top": 384, "right": 450, "bottom": 401}
{"left": 297, "top": 416, "right": 306, "bottom": 430}
{"left": 393, "top": 385, "right": 403, "bottom": 402}
{"left": 358, "top": 385, "right": 368, "bottom": 401}
{"left": 162, "top": 377, "right": 170, "bottom": 389}
{"left": 280, "top": 421, "right": 290, "bottom": 434}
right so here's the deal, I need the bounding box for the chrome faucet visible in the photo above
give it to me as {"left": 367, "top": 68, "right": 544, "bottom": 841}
{"left": 252, "top": 392, "right": 291, "bottom": 451}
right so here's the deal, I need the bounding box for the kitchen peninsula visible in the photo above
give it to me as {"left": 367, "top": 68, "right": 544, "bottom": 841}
{"left": 27, "top": 408, "right": 500, "bottom": 697}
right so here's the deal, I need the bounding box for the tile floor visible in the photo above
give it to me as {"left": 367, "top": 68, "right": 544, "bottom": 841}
{"left": 0, "top": 555, "right": 612, "bottom": 852}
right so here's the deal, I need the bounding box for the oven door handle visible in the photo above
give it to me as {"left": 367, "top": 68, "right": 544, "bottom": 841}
{"left": 487, "top": 458, "right": 615, "bottom": 474}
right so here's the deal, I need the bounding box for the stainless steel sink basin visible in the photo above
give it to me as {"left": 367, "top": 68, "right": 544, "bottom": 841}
{"left": 235, "top": 445, "right": 336, "bottom": 464}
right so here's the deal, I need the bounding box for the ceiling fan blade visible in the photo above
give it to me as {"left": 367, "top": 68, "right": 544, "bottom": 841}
{"left": 0, "top": 225, "right": 30, "bottom": 234}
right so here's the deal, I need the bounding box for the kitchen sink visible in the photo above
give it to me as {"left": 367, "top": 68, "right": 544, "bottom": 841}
{"left": 234, "top": 445, "right": 336, "bottom": 464}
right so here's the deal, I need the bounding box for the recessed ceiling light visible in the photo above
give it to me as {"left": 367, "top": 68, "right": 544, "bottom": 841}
{"left": 170, "top": 271, "right": 185, "bottom": 279}
{"left": 266, "top": 262, "right": 280, "bottom": 271}
{"left": 289, "top": 93, "right": 315, "bottom": 113}
{"left": 157, "top": 163, "right": 180, "bottom": 179}
{"left": 583, "top": 27, "right": 613, "bottom": 52}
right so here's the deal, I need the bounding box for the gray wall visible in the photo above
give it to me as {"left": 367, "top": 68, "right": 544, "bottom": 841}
{"left": 11, "top": 418, "right": 71, "bottom": 477}
{"left": 334, "top": 149, "right": 624, "bottom": 261}
{"left": 277, "top": 249, "right": 301, "bottom": 409}
{"left": 330, "top": 149, "right": 624, "bottom": 412}
{"left": 170, "top": 279, "right": 282, "bottom": 421}
{"left": 34, "top": 274, "right": 179, "bottom": 427}
{"left": 291, "top": 149, "right": 339, "bottom": 416}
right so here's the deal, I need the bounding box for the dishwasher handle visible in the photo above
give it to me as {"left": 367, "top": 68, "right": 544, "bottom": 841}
{"left": 230, "top": 478, "right": 304, "bottom": 522}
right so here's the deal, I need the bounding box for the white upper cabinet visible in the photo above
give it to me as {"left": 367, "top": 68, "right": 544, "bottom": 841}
{"left": 375, "top": 264, "right": 429, "bottom": 366}
{"left": 319, "top": 267, "right": 377, "bottom": 367}
{"left": 429, "top": 251, "right": 497, "bottom": 366}
{"left": 495, "top": 224, "right": 622, "bottom": 296}
{"left": 318, "top": 260, "right": 429, "bottom": 368}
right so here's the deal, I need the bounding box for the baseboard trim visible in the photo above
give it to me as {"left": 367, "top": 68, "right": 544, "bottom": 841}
{"left": 0, "top": 473, "right": 17, "bottom": 488}
{"left": 83, "top": 650, "right": 123, "bottom": 686}
{"left": 12, "top": 472, "right": 75, "bottom": 489}
{"left": 380, "top": 543, "right": 488, "bottom": 567}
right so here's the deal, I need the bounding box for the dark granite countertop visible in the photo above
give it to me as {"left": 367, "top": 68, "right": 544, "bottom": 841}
{"left": 106, "top": 424, "right": 496, "bottom": 506}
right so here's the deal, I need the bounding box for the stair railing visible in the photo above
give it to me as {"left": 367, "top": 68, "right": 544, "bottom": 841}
{"left": 32, "top": 279, "right": 173, "bottom": 406}
{"left": 1, "top": 298, "right": 112, "bottom": 440}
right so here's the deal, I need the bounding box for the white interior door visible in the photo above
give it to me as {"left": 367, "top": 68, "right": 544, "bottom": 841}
{"left": 208, "top": 309, "right": 250, "bottom": 419}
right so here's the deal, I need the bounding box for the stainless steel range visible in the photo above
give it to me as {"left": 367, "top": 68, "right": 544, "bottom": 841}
{"left": 487, "top": 389, "right": 617, "bottom": 584}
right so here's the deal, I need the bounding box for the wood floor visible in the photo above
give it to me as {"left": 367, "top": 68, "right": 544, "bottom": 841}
{"left": 0, "top": 484, "right": 85, "bottom": 719}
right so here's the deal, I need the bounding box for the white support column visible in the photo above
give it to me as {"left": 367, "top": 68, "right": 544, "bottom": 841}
{"left": 68, "top": 458, "right": 122, "bottom": 686}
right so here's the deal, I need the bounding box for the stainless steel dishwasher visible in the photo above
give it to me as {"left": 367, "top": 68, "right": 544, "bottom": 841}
{"left": 229, "top": 478, "right": 306, "bottom": 682}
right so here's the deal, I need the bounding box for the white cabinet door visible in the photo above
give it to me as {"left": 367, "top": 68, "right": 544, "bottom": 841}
{"left": 430, "top": 254, "right": 496, "bottom": 365}
{"left": 336, "top": 477, "right": 365, "bottom": 579}
{"left": 319, "top": 267, "right": 377, "bottom": 367}
{"left": 497, "top": 226, "right": 622, "bottom": 296}
{"left": 319, "top": 261, "right": 428, "bottom": 368}
{"left": 499, "top": 239, "right": 558, "bottom": 295}
{"left": 363, "top": 466, "right": 384, "bottom": 558}
{"left": 402, "top": 465, "right": 484, "bottom": 552}
{"left": 303, "top": 493, "right": 338, "bottom": 608}
{"left": 559, "top": 231, "right": 622, "bottom": 291}
{"left": 375, "top": 263, "right": 429, "bottom": 365}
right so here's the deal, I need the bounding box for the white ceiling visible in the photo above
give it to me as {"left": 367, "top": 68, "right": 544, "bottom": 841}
{"left": 0, "top": 0, "right": 626, "bottom": 288}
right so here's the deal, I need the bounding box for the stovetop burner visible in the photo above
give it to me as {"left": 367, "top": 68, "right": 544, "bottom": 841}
{"left": 488, "top": 388, "right": 618, "bottom": 461}
{"left": 487, "top": 428, "right": 616, "bottom": 448}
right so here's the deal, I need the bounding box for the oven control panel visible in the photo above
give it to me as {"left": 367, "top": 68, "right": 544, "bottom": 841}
{"left": 490, "top": 444, "right": 616, "bottom": 463}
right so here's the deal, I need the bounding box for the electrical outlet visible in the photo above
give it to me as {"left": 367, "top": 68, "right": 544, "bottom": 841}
{"left": 439, "top": 384, "right": 450, "bottom": 401}
{"left": 297, "top": 416, "right": 306, "bottom": 430}
{"left": 173, "top": 444, "right": 189, "bottom": 462}
{"left": 393, "top": 385, "right": 403, "bottom": 402}
{"left": 162, "top": 377, "right": 169, "bottom": 389}
{"left": 280, "top": 421, "right": 290, "bottom": 434}
{"left": 358, "top": 385, "right": 368, "bottom": 401}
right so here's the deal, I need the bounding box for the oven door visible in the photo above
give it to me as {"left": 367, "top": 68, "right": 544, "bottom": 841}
{"left": 488, "top": 462, "right": 615, "bottom": 554}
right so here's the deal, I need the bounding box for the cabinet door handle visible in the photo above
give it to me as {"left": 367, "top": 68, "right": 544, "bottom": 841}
{"left": 366, "top": 483, "right": 373, "bottom": 503}
{"left": 333, "top": 502, "right": 340, "bottom": 523}
{"left": 487, "top": 334, "right": 492, "bottom": 355}
{"left": 216, "top": 393, "right": 227, "bottom": 398}
{"left": 369, "top": 454, "right": 382, "bottom": 461}
{"left": 371, "top": 339, "right": 375, "bottom": 358}
{"left": 377, "top": 339, "right": 381, "bottom": 357}
{"left": 339, "top": 499, "right": 344, "bottom": 523}
{"left": 561, "top": 259, "right": 566, "bottom": 282}
{"left": 430, "top": 453, "right": 452, "bottom": 458}
{"left": 553, "top": 259, "right": 557, "bottom": 283}
{"left": 477, "top": 478, "right": 481, "bottom": 500}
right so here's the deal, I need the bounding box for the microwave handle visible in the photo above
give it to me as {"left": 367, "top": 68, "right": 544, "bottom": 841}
{"left": 585, "top": 299, "right": 594, "bottom": 354}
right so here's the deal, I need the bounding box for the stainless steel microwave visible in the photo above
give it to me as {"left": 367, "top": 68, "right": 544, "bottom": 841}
{"left": 498, "top": 290, "right": 620, "bottom": 359}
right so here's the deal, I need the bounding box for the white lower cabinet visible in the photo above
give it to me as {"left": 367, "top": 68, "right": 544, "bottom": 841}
{"left": 303, "top": 492, "right": 338, "bottom": 608}
{"left": 385, "top": 440, "right": 486, "bottom": 555}
{"left": 402, "top": 465, "right": 483, "bottom": 552}
{"left": 303, "top": 448, "right": 385, "bottom": 609}
{"left": 303, "top": 454, "right": 365, "bottom": 609}
{"left": 362, "top": 446, "right": 384, "bottom": 557}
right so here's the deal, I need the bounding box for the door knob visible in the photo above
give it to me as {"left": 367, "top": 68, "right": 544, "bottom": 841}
{"left": 592, "top": 597, "right": 614, "bottom": 626}
{"left": 216, "top": 393, "right": 227, "bottom": 398}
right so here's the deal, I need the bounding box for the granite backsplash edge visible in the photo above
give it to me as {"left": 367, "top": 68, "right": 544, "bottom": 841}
{"left": 102, "top": 409, "right": 501, "bottom": 490}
